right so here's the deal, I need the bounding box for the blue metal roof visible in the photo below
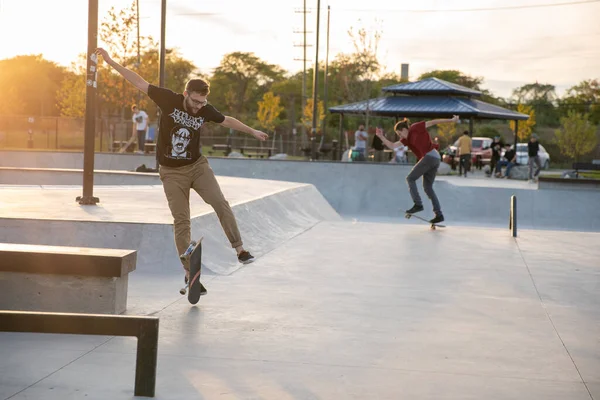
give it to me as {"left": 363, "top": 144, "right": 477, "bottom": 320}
{"left": 328, "top": 95, "right": 529, "bottom": 121}
{"left": 382, "top": 77, "right": 482, "bottom": 97}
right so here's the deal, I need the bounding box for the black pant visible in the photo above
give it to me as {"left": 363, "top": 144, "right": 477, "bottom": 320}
{"left": 459, "top": 154, "right": 471, "bottom": 176}
{"left": 137, "top": 130, "right": 146, "bottom": 152}
{"left": 491, "top": 156, "right": 501, "bottom": 175}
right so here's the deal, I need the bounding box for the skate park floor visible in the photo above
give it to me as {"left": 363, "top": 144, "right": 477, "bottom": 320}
{"left": 0, "top": 154, "right": 599, "bottom": 399}
{"left": 1, "top": 221, "right": 598, "bottom": 399}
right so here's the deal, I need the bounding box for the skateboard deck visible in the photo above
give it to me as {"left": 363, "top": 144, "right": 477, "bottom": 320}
{"left": 179, "top": 237, "right": 205, "bottom": 304}
{"left": 405, "top": 213, "right": 446, "bottom": 230}
{"left": 118, "top": 135, "right": 136, "bottom": 153}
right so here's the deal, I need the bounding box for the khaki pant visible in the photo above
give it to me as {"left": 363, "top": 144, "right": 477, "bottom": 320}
{"left": 159, "top": 156, "right": 242, "bottom": 270}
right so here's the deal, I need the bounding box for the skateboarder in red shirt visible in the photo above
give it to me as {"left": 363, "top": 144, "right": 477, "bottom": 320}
{"left": 376, "top": 115, "right": 459, "bottom": 224}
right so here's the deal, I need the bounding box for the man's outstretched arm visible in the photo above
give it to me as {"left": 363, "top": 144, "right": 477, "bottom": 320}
{"left": 96, "top": 48, "right": 149, "bottom": 94}
{"left": 220, "top": 116, "right": 269, "bottom": 141}
{"left": 375, "top": 128, "right": 401, "bottom": 150}
{"left": 425, "top": 115, "right": 459, "bottom": 128}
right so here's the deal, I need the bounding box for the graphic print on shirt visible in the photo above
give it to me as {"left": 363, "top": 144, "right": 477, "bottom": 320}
{"left": 166, "top": 109, "right": 205, "bottom": 160}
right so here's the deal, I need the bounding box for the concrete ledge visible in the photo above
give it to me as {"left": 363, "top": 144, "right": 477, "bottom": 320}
{"left": 538, "top": 176, "right": 600, "bottom": 191}
{"left": 0, "top": 243, "right": 136, "bottom": 314}
{"left": 0, "top": 272, "right": 129, "bottom": 314}
{"left": 0, "top": 167, "right": 160, "bottom": 186}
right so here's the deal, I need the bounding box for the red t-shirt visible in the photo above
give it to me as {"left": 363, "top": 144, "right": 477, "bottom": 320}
{"left": 400, "top": 121, "right": 435, "bottom": 160}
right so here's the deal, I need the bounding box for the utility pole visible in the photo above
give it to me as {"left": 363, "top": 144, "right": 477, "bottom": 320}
{"left": 136, "top": 0, "right": 141, "bottom": 106}
{"left": 321, "top": 5, "right": 330, "bottom": 140}
{"left": 77, "top": 0, "right": 100, "bottom": 205}
{"left": 155, "top": 0, "right": 167, "bottom": 170}
{"left": 310, "top": 0, "right": 321, "bottom": 161}
{"left": 159, "top": 0, "right": 166, "bottom": 87}
{"left": 293, "top": 2, "right": 312, "bottom": 147}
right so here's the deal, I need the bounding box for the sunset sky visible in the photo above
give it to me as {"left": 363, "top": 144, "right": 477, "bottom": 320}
{"left": 0, "top": 0, "right": 598, "bottom": 98}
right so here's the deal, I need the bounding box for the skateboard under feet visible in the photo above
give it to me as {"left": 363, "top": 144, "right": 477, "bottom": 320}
{"left": 405, "top": 213, "right": 446, "bottom": 230}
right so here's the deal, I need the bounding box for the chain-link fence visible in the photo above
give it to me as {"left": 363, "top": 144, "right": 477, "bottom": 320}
{"left": 0, "top": 115, "right": 130, "bottom": 152}
{"left": 0, "top": 114, "right": 338, "bottom": 159}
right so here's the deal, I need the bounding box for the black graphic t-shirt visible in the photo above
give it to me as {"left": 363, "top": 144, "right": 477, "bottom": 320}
{"left": 148, "top": 84, "right": 225, "bottom": 167}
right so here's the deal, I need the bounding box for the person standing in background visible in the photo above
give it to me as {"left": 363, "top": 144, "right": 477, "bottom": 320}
{"left": 132, "top": 105, "right": 149, "bottom": 153}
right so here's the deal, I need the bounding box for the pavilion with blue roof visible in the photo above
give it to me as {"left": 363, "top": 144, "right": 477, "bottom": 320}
{"left": 328, "top": 77, "right": 529, "bottom": 145}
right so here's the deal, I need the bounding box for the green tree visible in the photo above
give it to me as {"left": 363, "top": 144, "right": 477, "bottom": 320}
{"left": 257, "top": 92, "right": 284, "bottom": 133}
{"left": 435, "top": 122, "right": 457, "bottom": 148}
{"left": 56, "top": 58, "right": 87, "bottom": 118}
{"left": 54, "top": 2, "right": 196, "bottom": 119}
{"left": 271, "top": 74, "right": 302, "bottom": 129}
{"left": 208, "top": 52, "right": 284, "bottom": 121}
{"left": 558, "top": 79, "right": 600, "bottom": 125}
{"left": 510, "top": 104, "right": 536, "bottom": 141}
{"left": 331, "top": 20, "right": 383, "bottom": 128}
{"left": 0, "top": 55, "right": 66, "bottom": 116}
{"left": 417, "top": 69, "right": 500, "bottom": 104}
{"left": 511, "top": 82, "right": 558, "bottom": 126}
{"left": 418, "top": 69, "right": 484, "bottom": 90}
{"left": 555, "top": 111, "right": 598, "bottom": 162}
{"left": 98, "top": 1, "right": 163, "bottom": 116}
{"left": 302, "top": 98, "right": 325, "bottom": 134}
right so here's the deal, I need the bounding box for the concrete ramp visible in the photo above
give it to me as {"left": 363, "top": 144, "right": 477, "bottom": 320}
{"left": 0, "top": 178, "right": 340, "bottom": 276}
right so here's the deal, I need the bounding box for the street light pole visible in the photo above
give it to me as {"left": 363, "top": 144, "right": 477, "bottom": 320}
{"left": 321, "top": 5, "right": 330, "bottom": 138}
{"left": 155, "top": 0, "right": 167, "bottom": 170}
{"left": 310, "top": 0, "right": 321, "bottom": 160}
{"left": 77, "top": 0, "right": 100, "bottom": 205}
{"left": 136, "top": 0, "right": 141, "bottom": 106}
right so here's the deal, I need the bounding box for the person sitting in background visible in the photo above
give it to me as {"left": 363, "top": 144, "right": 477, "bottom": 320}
{"left": 500, "top": 144, "right": 517, "bottom": 179}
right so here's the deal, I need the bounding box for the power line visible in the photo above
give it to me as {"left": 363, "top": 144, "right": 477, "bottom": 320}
{"left": 151, "top": 0, "right": 600, "bottom": 17}
{"left": 308, "top": 0, "right": 600, "bottom": 13}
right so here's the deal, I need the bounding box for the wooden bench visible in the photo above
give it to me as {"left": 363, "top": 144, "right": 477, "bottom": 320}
{"left": 144, "top": 142, "right": 156, "bottom": 154}
{"left": 573, "top": 162, "right": 600, "bottom": 178}
{"left": 211, "top": 143, "right": 232, "bottom": 156}
{"left": 240, "top": 146, "right": 274, "bottom": 158}
{"left": 0, "top": 310, "right": 158, "bottom": 397}
{"left": 0, "top": 243, "right": 136, "bottom": 314}
{"left": 211, "top": 144, "right": 275, "bottom": 158}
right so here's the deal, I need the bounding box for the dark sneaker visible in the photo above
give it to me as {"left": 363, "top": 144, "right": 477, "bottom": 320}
{"left": 238, "top": 250, "right": 255, "bottom": 264}
{"left": 405, "top": 204, "right": 424, "bottom": 214}
{"left": 430, "top": 214, "right": 445, "bottom": 224}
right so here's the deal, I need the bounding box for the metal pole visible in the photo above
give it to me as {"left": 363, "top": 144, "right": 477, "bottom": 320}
{"left": 156, "top": 0, "right": 167, "bottom": 170}
{"left": 321, "top": 5, "right": 330, "bottom": 139}
{"left": 310, "top": 0, "right": 321, "bottom": 160}
{"left": 136, "top": 0, "right": 141, "bottom": 106}
{"left": 77, "top": 0, "right": 100, "bottom": 205}
{"left": 338, "top": 114, "right": 344, "bottom": 155}
{"left": 159, "top": 0, "right": 166, "bottom": 87}
{"left": 514, "top": 120, "right": 519, "bottom": 147}
{"left": 302, "top": 0, "right": 307, "bottom": 145}
{"left": 510, "top": 195, "right": 517, "bottom": 237}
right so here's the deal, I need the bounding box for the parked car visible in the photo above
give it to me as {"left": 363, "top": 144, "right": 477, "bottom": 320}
{"left": 470, "top": 137, "right": 493, "bottom": 168}
{"left": 442, "top": 136, "right": 493, "bottom": 169}
{"left": 502, "top": 143, "right": 551, "bottom": 170}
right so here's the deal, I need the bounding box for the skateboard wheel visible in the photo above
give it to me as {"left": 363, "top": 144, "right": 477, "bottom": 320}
{"left": 179, "top": 288, "right": 186, "bottom": 295}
